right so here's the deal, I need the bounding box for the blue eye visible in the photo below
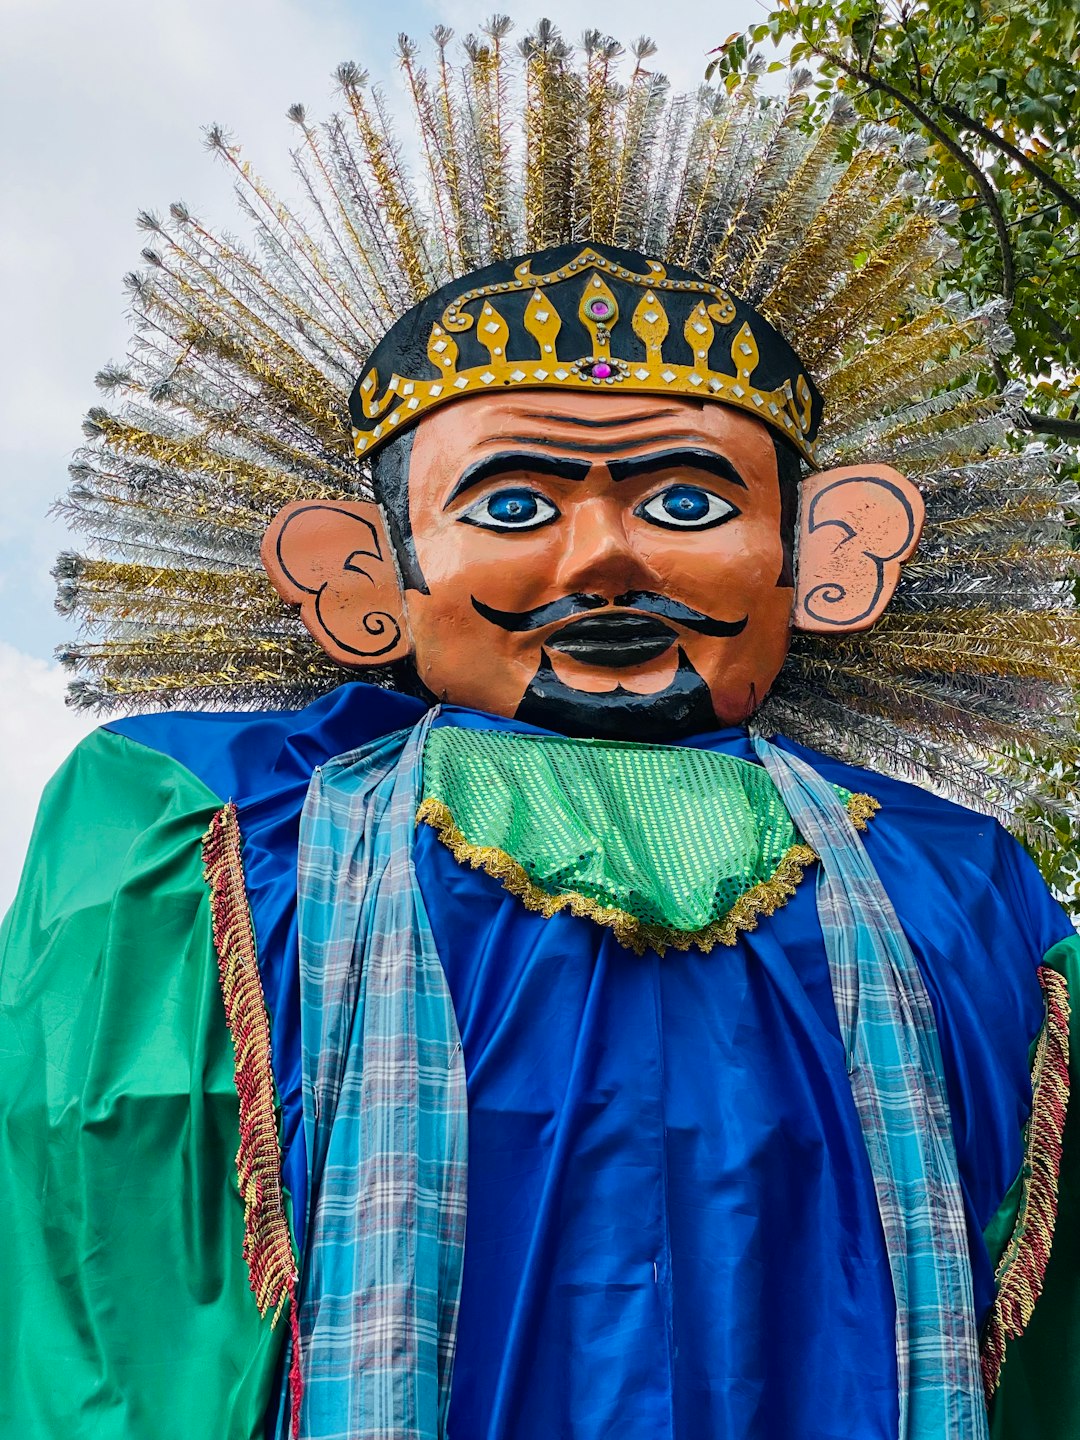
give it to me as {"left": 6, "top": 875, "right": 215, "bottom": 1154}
{"left": 636, "top": 485, "right": 738, "bottom": 531}
{"left": 460, "top": 487, "right": 558, "bottom": 531}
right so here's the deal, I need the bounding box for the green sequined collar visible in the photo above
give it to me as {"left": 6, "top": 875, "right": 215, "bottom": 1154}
{"left": 417, "top": 727, "right": 877, "bottom": 956}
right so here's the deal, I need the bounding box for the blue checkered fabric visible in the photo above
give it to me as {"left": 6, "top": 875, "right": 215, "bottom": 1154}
{"left": 295, "top": 713, "right": 467, "bottom": 1440}
{"left": 754, "top": 737, "right": 988, "bottom": 1440}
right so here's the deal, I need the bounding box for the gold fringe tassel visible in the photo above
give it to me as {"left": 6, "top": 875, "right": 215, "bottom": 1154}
{"left": 202, "top": 803, "right": 304, "bottom": 1436}
{"left": 981, "top": 964, "right": 1071, "bottom": 1400}
{"left": 416, "top": 792, "right": 878, "bottom": 957}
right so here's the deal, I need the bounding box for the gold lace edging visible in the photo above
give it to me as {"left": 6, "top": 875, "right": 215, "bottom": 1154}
{"left": 981, "top": 964, "right": 1071, "bottom": 1400}
{"left": 846, "top": 792, "right": 880, "bottom": 831}
{"left": 202, "top": 803, "right": 303, "bottom": 1436}
{"left": 417, "top": 792, "right": 878, "bottom": 957}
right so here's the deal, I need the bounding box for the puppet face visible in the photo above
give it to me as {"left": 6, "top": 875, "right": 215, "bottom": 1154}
{"left": 401, "top": 392, "right": 794, "bottom": 736}
{"left": 263, "top": 391, "right": 923, "bottom": 740}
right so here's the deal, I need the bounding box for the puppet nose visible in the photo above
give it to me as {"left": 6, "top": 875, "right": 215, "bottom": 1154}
{"left": 552, "top": 505, "right": 660, "bottom": 598}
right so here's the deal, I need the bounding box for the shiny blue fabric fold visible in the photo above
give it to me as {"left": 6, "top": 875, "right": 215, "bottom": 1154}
{"left": 296, "top": 714, "right": 467, "bottom": 1440}
{"left": 102, "top": 684, "right": 1075, "bottom": 1440}
{"left": 754, "top": 736, "right": 989, "bottom": 1440}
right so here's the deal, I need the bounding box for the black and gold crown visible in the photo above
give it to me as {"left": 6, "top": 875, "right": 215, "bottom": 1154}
{"left": 348, "top": 243, "right": 824, "bottom": 464}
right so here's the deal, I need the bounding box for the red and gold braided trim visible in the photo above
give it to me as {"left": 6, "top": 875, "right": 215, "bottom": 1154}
{"left": 981, "top": 964, "right": 1071, "bottom": 1400}
{"left": 202, "top": 802, "right": 303, "bottom": 1436}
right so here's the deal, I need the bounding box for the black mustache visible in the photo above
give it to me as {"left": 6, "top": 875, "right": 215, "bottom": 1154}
{"left": 472, "top": 591, "right": 748, "bottom": 638}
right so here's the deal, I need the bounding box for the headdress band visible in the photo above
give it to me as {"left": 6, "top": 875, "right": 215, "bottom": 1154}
{"left": 349, "top": 244, "right": 823, "bottom": 464}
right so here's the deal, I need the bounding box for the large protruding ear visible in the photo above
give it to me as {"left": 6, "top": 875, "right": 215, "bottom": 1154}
{"left": 793, "top": 464, "right": 924, "bottom": 634}
{"left": 261, "top": 500, "right": 412, "bottom": 666}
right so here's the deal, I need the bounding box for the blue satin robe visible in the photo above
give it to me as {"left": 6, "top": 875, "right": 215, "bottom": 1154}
{"left": 109, "top": 682, "right": 1072, "bottom": 1440}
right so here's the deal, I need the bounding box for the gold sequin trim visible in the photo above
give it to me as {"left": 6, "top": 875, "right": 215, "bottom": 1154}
{"left": 416, "top": 791, "right": 878, "bottom": 957}
{"left": 981, "top": 965, "right": 1071, "bottom": 1399}
{"left": 202, "top": 803, "right": 304, "bottom": 1433}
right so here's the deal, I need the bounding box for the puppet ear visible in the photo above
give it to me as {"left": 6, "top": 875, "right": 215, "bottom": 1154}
{"left": 261, "top": 500, "right": 412, "bottom": 666}
{"left": 793, "top": 464, "right": 924, "bottom": 634}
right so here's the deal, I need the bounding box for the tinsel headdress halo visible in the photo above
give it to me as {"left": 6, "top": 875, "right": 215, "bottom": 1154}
{"left": 56, "top": 20, "right": 1079, "bottom": 833}
{"left": 350, "top": 242, "right": 823, "bottom": 462}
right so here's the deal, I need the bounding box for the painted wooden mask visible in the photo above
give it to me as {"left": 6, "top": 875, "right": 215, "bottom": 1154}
{"left": 263, "top": 244, "right": 923, "bottom": 739}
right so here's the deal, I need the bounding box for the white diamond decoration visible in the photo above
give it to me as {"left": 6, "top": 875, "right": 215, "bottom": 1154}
{"left": 732, "top": 384, "right": 745, "bottom": 397}
{"left": 431, "top": 340, "right": 447, "bottom": 354}
{"left": 644, "top": 310, "right": 659, "bottom": 323}
{"left": 739, "top": 341, "right": 753, "bottom": 356}
{"left": 688, "top": 373, "right": 702, "bottom": 386}
{"left": 534, "top": 368, "right": 549, "bottom": 380}
{"left": 768, "top": 401, "right": 780, "bottom": 416}
{"left": 554, "top": 368, "right": 569, "bottom": 380}
{"left": 510, "top": 369, "right": 526, "bottom": 382}
{"left": 403, "top": 382, "right": 415, "bottom": 395}
{"left": 535, "top": 309, "right": 550, "bottom": 322}
{"left": 635, "top": 367, "right": 649, "bottom": 380}
{"left": 430, "top": 384, "right": 443, "bottom": 397}
{"left": 480, "top": 371, "right": 495, "bottom": 384}
{"left": 407, "top": 398, "right": 419, "bottom": 410}
{"left": 693, "top": 322, "right": 708, "bottom": 335}
{"left": 454, "top": 376, "right": 470, "bottom": 389}
{"left": 752, "top": 393, "right": 764, "bottom": 406}
{"left": 661, "top": 369, "right": 676, "bottom": 383}
{"left": 485, "top": 321, "right": 501, "bottom": 334}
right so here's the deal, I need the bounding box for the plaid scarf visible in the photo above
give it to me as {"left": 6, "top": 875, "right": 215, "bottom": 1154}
{"left": 754, "top": 738, "right": 988, "bottom": 1440}
{"left": 295, "top": 713, "right": 467, "bottom": 1440}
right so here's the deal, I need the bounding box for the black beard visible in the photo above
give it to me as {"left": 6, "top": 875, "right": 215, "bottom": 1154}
{"left": 514, "top": 647, "right": 718, "bottom": 741}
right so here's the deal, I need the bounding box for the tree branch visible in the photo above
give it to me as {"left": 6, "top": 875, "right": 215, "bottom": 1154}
{"left": 938, "top": 101, "right": 1080, "bottom": 219}
{"left": 1007, "top": 200, "right": 1063, "bottom": 229}
{"left": 1027, "top": 304, "right": 1074, "bottom": 351}
{"left": 816, "top": 46, "right": 1017, "bottom": 302}
{"left": 895, "top": 4, "right": 924, "bottom": 98}
{"left": 1020, "top": 410, "right": 1080, "bottom": 443}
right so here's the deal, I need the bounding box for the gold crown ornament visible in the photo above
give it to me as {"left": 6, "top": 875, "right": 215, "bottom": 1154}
{"left": 350, "top": 245, "right": 822, "bottom": 463}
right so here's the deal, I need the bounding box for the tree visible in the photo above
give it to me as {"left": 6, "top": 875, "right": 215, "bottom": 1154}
{"left": 708, "top": 0, "right": 1080, "bottom": 444}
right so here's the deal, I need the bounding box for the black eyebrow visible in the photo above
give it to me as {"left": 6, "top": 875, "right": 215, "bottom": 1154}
{"left": 606, "top": 447, "right": 748, "bottom": 489}
{"left": 444, "top": 451, "right": 593, "bottom": 507}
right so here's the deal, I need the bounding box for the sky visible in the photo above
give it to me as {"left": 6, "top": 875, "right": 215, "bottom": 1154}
{"left": 0, "top": 0, "right": 757, "bottom": 908}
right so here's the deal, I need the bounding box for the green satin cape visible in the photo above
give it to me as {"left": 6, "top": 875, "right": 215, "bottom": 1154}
{"left": 0, "top": 729, "right": 282, "bottom": 1437}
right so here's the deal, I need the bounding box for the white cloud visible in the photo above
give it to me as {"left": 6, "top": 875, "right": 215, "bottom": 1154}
{"left": 0, "top": 645, "right": 97, "bottom": 915}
